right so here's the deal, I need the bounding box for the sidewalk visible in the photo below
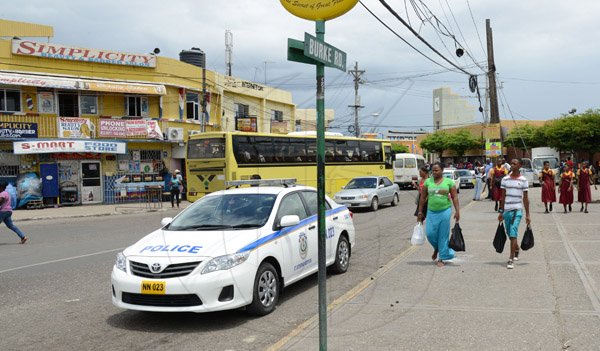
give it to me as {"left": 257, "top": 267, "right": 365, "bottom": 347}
{"left": 276, "top": 187, "right": 600, "bottom": 350}
{"left": 11, "top": 200, "right": 190, "bottom": 222}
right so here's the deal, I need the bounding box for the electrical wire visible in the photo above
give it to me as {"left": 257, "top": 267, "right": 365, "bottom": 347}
{"left": 466, "top": 0, "right": 487, "bottom": 59}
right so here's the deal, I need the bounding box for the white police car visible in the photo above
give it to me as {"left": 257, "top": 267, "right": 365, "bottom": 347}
{"left": 111, "top": 179, "right": 355, "bottom": 315}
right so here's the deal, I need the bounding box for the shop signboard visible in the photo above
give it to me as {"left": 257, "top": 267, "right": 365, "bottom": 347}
{"left": 99, "top": 119, "right": 162, "bottom": 138}
{"left": 146, "top": 120, "right": 163, "bottom": 140}
{"left": 58, "top": 117, "right": 92, "bottom": 139}
{"left": 14, "top": 140, "right": 127, "bottom": 154}
{"left": 271, "top": 121, "right": 289, "bottom": 134}
{"left": 12, "top": 39, "right": 156, "bottom": 68}
{"left": 236, "top": 117, "right": 257, "bottom": 132}
{"left": 38, "top": 91, "right": 55, "bottom": 113}
{"left": 0, "top": 122, "right": 38, "bottom": 138}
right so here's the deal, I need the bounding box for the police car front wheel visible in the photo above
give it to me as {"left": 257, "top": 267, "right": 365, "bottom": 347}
{"left": 247, "top": 262, "right": 279, "bottom": 316}
{"left": 331, "top": 235, "right": 350, "bottom": 274}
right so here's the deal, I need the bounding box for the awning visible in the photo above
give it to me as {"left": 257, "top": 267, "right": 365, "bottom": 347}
{"left": 0, "top": 71, "right": 166, "bottom": 95}
{"left": 13, "top": 140, "right": 128, "bottom": 154}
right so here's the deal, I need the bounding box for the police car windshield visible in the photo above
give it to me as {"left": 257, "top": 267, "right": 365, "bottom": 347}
{"left": 167, "top": 194, "right": 277, "bottom": 231}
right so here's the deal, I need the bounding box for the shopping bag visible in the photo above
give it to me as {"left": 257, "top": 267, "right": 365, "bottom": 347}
{"left": 449, "top": 222, "right": 465, "bottom": 251}
{"left": 521, "top": 225, "right": 534, "bottom": 251}
{"left": 493, "top": 221, "right": 507, "bottom": 253}
{"left": 411, "top": 223, "right": 425, "bottom": 246}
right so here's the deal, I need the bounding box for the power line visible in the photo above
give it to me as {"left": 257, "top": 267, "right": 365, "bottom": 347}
{"left": 377, "top": 0, "right": 474, "bottom": 75}
{"left": 466, "top": 0, "right": 487, "bottom": 59}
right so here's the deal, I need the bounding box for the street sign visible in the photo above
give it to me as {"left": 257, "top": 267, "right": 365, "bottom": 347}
{"left": 303, "top": 33, "right": 346, "bottom": 71}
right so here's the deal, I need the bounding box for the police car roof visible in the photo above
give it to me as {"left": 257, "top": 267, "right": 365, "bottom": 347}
{"left": 208, "top": 185, "right": 314, "bottom": 197}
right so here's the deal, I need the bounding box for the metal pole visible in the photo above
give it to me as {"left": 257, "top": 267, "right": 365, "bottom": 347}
{"left": 315, "top": 19, "right": 328, "bottom": 351}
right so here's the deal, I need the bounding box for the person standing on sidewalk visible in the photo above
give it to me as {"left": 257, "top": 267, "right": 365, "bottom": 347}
{"left": 558, "top": 165, "right": 574, "bottom": 213}
{"left": 498, "top": 159, "right": 530, "bottom": 269}
{"left": 473, "top": 161, "right": 485, "bottom": 201}
{"left": 169, "top": 171, "right": 181, "bottom": 208}
{"left": 0, "top": 183, "right": 28, "bottom": 244}
{"left": 576, "top": 161, "right": 594, "bottom": 213}
{"left": 491, "top": 158, "right": 508, "bottom": 212}
{"left": 484, "top": 159, "right": 493, "bottom": 200}
{"left": 417, "top": 162, "right": 460, "bottom": 267}
{"left": 540, "top": 161, "right": 557, "bottom": 213}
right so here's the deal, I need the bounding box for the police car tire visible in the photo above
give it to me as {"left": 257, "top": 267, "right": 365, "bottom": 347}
{"left": 391, "top": 193, "right": 399, "bottom": 206}
{"left": 371, "top": 197, "right": 379, "bottom": 211}
{"left": 331, "top": 235, "right": 350, "bottom": 274}
{"left": 247, "top": 262, "right": 279, "bottom": 316}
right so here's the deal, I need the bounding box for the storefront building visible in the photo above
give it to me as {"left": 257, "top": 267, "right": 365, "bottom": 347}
{"left": 0, "top": 20, "right": 296, "bottom": 206}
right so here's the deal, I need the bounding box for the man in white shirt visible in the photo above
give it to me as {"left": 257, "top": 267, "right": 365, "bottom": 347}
{"left": 498, "top": 159, "right": 531, "bottom": 269}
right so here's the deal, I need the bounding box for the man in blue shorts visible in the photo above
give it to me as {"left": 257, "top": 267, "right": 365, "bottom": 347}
{"left": 498, "top": 159, "right": 531, "bottom": 269}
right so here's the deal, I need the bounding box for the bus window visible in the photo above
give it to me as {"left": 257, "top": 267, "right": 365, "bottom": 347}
{"left": 405, "top": 158, "right": 416, "bottom": 168}
{"left": 254, "top": 136, "right": 274, "bottom": 163}
{"left": 233, "top": 136, "right": 258, "bottom": 164}
{"left": 287, "top": 138, "right": 307, "bottom": 162}
{"left": 359, "top": 141, "right": 382, "bottom": 162}
{"left": 384, "top": 145, "right": 393, "bottom": 169}
{"left": 325, "top": 140, "right": 336, "bottom": 162}
{"left": 188, "top": 138, "right": 225, "bottom": 159}
{"left": 395, "top": 159, "right": 404, "bottom": 168}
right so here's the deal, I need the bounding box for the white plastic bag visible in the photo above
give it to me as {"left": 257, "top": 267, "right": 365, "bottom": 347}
{"left": 411, "top": 223, "right": 425, "bottom": 246}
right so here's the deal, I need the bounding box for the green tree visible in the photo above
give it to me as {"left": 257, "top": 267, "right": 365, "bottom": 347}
{"left": 504, "top": 124, "right": 544, "bottom": 151}
{"left": 447, "top": 130, "right": 482, "bottom": 158}
{"left": 544, "top": 109, "right": 600, "bottom": 159}
{"left": 391, "top": 143, "right": 409, "bottom": 154}
{"left": 420, "top": 131, "right": 449, "bottom": 159}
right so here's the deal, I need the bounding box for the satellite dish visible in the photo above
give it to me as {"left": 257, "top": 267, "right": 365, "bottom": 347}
{"left": 153, "top": 48, "right": 161, "bottom": 55}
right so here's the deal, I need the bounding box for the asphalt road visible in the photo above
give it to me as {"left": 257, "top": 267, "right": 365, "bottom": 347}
{"left": 1, "top": 188, "right": 458, "bottom": 351}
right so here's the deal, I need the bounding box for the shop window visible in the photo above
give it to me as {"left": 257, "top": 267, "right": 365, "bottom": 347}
{"left": 80, "top": 95, "right": 98, "bottom": 115}
{"left": 186, "top": 92, "right": 199, "bottom": 120}
{"left": 58, "top": 93, "right": 79, "bottom": 117}
{"left": 271, "top": 110, "right": 283, "bottom": 122}
{"left": 0, "top": 89, "right": 21, "bottom": 112}
{"left": 126, "top": 96, "right": 149, "bottom": 117}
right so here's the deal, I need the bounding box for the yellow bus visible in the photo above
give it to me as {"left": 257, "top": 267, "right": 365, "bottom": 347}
{"left": 185, "top": 131, "right": 394, "bottom": 202}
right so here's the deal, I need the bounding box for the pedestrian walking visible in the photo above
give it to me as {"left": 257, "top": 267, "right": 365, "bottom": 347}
{"left": 174, "top": 169, "right": 184, "bottom": 199}
{"left": 413, "top": 166, "right": 429, "bottom": 220}
{"left": 170, "top": 170, "right": 181, "bottom": 208}
{"left": 576, "top": 161, "right": 594, "bottom": 213}
{"left": 417, "top": 162, "right": 460, "bottom": 267}
{"left": 484, "top": 159, "right": 493, "bottom": 199}
{"left": 0, "top": 183, "right": 28, "bottom": 244}
{"left": 473, "top": 161, "right": 485, "bottom": 201}
{"left": 497, "top": 159, "right": 530, "bottom": 269}
{"left": 491, "top": 158, "right": 508, "bottom": 212}
{"left": 558, "top": 165, "right": 574, "bottom": 213}
{"left": 540, "top": 161, "right": 557, "bottom": 213}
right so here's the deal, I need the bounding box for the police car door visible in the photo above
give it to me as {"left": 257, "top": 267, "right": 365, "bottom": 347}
{"left": 299, "top": 191, "right": 337, "bottom": 265}
{"left": 276, "top": 192, "right": 317, "bottom": 284}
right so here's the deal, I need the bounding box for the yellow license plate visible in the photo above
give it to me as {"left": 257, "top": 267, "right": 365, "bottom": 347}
{"left": 141, "top": 280, "right": 166, "bottom": 295}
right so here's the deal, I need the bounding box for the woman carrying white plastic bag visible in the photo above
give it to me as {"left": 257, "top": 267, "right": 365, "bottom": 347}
{"left": 411, "top": 222, "right": 425, "bottom": 245}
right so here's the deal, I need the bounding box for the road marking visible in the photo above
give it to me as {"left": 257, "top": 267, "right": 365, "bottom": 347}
{"left": 0, "top": 247, "right": 125, "bottom": 274}
{"left": 553, "top": 214, "right": 600, "bottom": 318}
{"left": 267, "top": 245, "right": 418, "bottom": 351}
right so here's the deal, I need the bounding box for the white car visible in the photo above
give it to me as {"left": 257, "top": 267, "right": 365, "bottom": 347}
{"left": 442, "top": 169, "right": 460, "bottom": 193}
{"left": 111, "top": 180, "right": 355, "bottom": 316}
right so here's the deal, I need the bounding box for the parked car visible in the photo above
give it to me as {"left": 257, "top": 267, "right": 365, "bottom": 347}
{"left": 111, "top": 179, "right": 355, "bottom": 316}
{"left": 457, "top": 169, "right": 475, "bottom": 189}
{"left": 333, "top": 176, "right": 400, "bottom": 211}
{"left": 442, "top": 169, "right": 460, "bottom": 193}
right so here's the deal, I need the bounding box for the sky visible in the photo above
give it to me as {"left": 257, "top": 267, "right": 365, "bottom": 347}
{"left": 4, "top": 0, "right": 600, "bottom": 135}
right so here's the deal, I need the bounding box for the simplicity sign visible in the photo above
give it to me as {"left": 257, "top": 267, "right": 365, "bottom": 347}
{"left": 303, "top": 33, "right": 346, "bottom": 71}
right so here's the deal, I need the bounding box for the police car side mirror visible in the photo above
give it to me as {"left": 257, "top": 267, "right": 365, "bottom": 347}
{"left": 280, "top": 215, "right": 300, "bottom": 228}
{"left": 161, "top": 217, "right": 173, "bottom": 226}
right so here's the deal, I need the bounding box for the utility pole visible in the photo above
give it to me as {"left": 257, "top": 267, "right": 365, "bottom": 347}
{"left": 225, "top": 30, "right": 233, "bottom": 76}
{"left": 486, "top": 19, "right": 500, "bottom": 124}
{"left": 348, "top": 62, "right": 364, "bottom": 137}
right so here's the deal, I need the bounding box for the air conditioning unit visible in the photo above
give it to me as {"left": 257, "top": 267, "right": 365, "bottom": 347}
{"left": 167, "top": 127, "right": 184, "bottom": 141}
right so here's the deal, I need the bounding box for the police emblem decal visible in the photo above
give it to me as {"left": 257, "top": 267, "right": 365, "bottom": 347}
{"left": 299, "top": 233, "right": 308, "bottom": 259}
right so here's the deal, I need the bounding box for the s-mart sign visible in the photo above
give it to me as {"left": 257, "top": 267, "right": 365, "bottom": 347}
{"left": 12, "top": 39, "right": 156, "bottom": 68}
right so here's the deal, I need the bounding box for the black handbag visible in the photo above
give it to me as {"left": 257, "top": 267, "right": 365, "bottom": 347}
{"left": 521, "top": 225, "right": 535, "bottom": 251}
{"left": 493, "top": 221, "right": 507, "bottom": 253}
{"left": 449, "top": 222, "right": 465, "bottom": 251}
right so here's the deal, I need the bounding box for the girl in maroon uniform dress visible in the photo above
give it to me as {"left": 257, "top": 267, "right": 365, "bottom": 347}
{"left": 490, "top": 159, "right": 508, "bottom": 212}
{"left": 576, "top": 161, "right": 593, "bottom": 213}
{"left": 558, "top": 165, "right": 574, "bottom": 213}
{"left": 540, "top": 161, "right": 557, "bottom": 213}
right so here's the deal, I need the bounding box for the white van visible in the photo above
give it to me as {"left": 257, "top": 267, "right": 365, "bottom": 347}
{"left": 393, "top": 153, "right": 426, "bottom": 189}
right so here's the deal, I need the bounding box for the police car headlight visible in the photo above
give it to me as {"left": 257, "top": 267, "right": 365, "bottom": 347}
{"left": 115, "top": 252, "right": 127, "bottom": 273}
{"left": 201, "top": 252, "right": 250, "bottom": 274}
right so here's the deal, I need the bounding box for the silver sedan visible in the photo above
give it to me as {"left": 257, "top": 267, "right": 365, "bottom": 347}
{"left": 333, "top": 176, "right": 400, "bottom": 211}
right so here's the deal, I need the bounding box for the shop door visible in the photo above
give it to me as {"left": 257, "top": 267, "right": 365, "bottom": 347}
{"left": 40, "top": 163, "right": 60, "bottom": 198}
{"left": 81, "top": 161, "right": 102, "bottom": 204}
